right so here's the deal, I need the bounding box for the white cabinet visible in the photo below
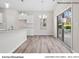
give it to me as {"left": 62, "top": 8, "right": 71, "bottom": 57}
{"left": 18, "top": 13, "right": 34, "bottom": 36}
{"left": 0, "top": 13, "right": 3, "bottom": 23}
{"left": 18, "top": 13, "right": 28, "bottom": 20}
{"left": 26, "top": 15, "right": 34, "bottom": 36}
{"left": 27, "top": 16, "right": 33, "bottom": 23}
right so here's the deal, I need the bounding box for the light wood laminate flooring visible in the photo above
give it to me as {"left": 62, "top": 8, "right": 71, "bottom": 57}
{"left": 14, "top": 36, "right": 71, "bottom": 53}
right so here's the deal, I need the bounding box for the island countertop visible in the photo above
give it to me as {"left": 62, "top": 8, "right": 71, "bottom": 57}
{"left": 0, "top": 29, "right": 27, "bottom": 53}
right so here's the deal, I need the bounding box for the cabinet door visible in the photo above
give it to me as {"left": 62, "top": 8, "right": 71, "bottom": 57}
{"left": 27, "top": 15, "right": 33, "bottom": 23}
{"left": 0, "top": 13, "right": 3, "bottom": 23}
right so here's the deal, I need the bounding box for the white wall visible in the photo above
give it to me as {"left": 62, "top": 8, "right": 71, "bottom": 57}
{"left": 32, "top": 11, "right": 54, "bottom": 35}
{"left": 72, "top": 4, "right": 79, "bottom": 52}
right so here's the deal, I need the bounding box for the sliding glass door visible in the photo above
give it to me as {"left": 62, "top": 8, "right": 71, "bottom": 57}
{"left": 57, "top": 8, "right": 72, "bottom": 48}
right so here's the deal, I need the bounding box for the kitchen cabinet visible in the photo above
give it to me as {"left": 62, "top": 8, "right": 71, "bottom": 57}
{"left": 0, "top": 13, "right": 3, "bottom": 23}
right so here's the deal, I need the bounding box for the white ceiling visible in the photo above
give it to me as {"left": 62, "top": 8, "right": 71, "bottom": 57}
{"left": 0, "top": 0, "right": 57, "bottom": 11}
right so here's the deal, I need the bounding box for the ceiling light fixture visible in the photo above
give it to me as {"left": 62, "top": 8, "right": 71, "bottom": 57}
{"left": 38, "top": 0, "right": 47, "bottom": 19}
{"left": 20, "top": 0, "right": 24, "bottom": 16}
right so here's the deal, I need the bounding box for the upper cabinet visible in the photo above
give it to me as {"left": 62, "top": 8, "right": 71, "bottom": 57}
{"left": 18, "top": 13, "right": 28, "bottom": 20}
{"left": 18, "top": 13, "right": 33, "bottom": 23}
{"left": 0, "top": 13, "right": 3, "bottom": 23}
{"left": 27, "top": 15, "right": 33, "bottom": 23}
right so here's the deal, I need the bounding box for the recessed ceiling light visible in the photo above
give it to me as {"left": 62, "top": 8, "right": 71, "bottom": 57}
{"left": 5, "top": 2, "right": 10, "bottom": 8}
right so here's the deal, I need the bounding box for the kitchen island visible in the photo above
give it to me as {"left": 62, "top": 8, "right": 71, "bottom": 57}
{"left": 0, "top": 29, "right": 27, "bottom": 53}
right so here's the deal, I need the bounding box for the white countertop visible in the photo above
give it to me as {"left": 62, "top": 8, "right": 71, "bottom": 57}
{"left": 0, "top": 29, "right": 27, "bottom": 53}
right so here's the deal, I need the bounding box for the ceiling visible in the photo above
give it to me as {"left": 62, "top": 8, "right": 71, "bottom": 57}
{"left": 0, "top": 0, "right": 57, "bottom": 11}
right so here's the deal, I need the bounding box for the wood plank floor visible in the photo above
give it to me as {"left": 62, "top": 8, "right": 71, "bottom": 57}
{"left": 14, "top": 36, "right": 71, "bottom": 53}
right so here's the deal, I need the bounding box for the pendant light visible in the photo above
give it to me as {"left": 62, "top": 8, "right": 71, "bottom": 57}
{"left": 20, "top": 0, "right": 24, "bottom": 16}
{"left": 39, "top": 0, "right": 47, "bottom": 19}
